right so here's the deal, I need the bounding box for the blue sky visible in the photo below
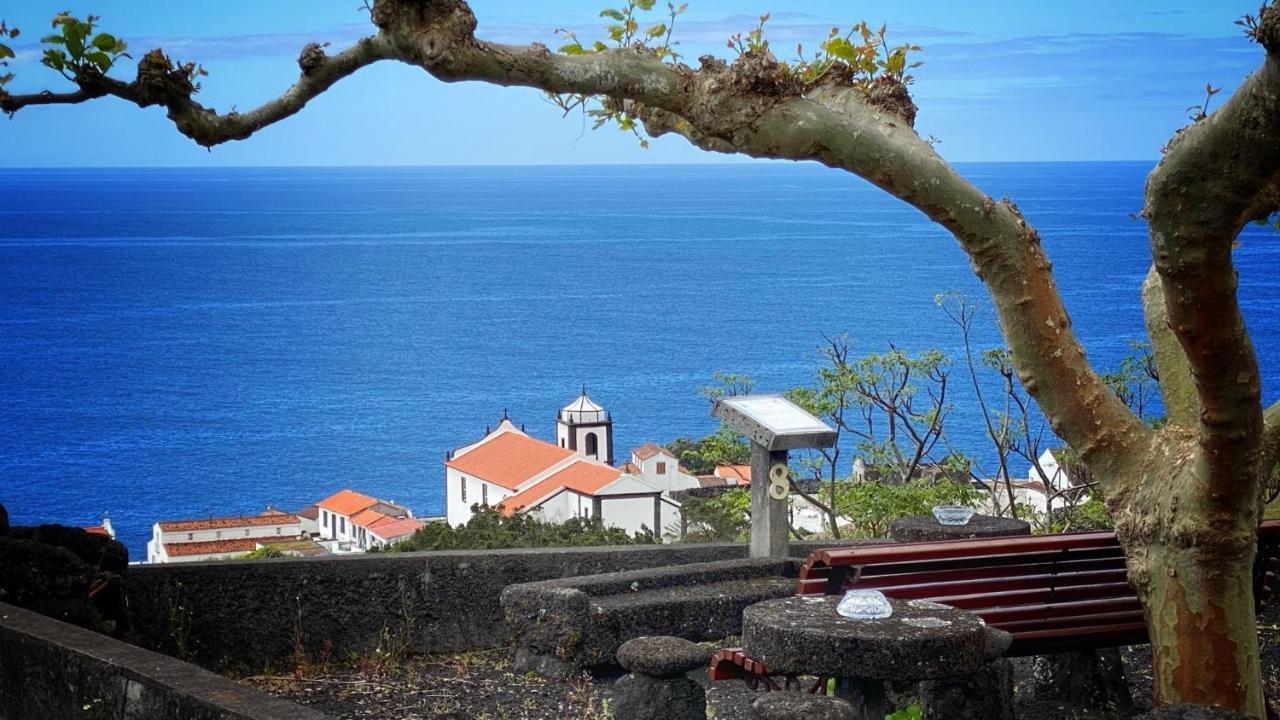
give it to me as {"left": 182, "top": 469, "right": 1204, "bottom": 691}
{"left": 0, "top": 1, "right": 1266, "bottom": 165}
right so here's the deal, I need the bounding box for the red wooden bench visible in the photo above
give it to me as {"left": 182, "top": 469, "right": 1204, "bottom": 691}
{"left": 710, "top": 520, "right": 1280, "bottom": 689}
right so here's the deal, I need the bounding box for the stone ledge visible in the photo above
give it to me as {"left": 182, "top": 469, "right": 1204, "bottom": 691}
{"left": 0, "top": 601, "right": 328, "bottom": 720}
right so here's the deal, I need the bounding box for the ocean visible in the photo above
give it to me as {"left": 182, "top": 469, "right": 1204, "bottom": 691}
{"left": 2, "top": 162, "right": 1277, "bottom": 558}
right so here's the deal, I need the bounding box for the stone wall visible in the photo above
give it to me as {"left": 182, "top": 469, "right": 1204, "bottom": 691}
{"left": 126, "top": 540, "right": 871, "bottom": 672}
{"left": 0, "top": 601, "right": 329, "bottom": 720}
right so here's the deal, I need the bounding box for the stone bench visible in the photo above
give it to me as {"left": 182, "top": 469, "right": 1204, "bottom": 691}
{"left": 500, "top": 557, "right": 798, "bottom": 676}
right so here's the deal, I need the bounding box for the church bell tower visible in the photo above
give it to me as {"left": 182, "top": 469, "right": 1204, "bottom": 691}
{"left": 556, "top": 387, "right": 614, "bottom": 465}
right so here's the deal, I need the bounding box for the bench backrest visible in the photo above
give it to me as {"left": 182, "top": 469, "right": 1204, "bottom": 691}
{"left": 796, "top": 520, "right": 1280, "bottom": 656}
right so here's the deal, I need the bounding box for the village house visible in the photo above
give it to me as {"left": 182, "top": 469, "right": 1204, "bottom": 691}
{"left": 981, "top": 448, "right": 1089, "bottom": 516}
{"left": 145, "top": 510, "right": 305, "bottom": 564}
{"left": 315, "top": 489, "right": 420, "bottom": 551}
{"left": 445, "top": 392, "right": 681, "bottom": 537}
{"left": 621, "top": 443, "right": 700, "bottom": 493}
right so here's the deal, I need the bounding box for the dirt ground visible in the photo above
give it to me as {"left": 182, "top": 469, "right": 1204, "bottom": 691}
{"left": 240, "top": 602, "right": 1280, "bottom": 720}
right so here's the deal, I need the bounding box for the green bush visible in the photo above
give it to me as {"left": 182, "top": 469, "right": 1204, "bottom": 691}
{"left": 385, "top": 505, "right": 657, "bottom": 551}
{"left": 676, "top": 488, "right": 751, "bottom": 542}
{"left": 835, "top": 479, "right": 984, "bottom": 538}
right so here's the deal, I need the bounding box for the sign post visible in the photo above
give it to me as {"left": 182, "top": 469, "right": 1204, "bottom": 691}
{"left": 712, "top": 395, "right": 837, "bottom": 558}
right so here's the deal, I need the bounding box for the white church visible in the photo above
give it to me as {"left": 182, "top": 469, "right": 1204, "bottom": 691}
{"left": 444, "top": 390, "right": 696, "bottom": 537}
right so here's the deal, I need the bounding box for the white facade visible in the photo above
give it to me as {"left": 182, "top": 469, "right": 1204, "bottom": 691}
{"left": 630, "top": 444, "right": 700, "bottom": 493}
{"left": 146, "top": 513, "right": 302, "bottom": 564}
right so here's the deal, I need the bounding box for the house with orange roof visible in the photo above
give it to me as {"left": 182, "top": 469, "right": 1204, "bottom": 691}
{"left": 145, "top": 509, "right": 304, "bottom": 564}
{"left": 445, "top": 393, "right": 681, "bottom": 536}
{"left": 316, "top": 489, "right": 415, "bottom": 551}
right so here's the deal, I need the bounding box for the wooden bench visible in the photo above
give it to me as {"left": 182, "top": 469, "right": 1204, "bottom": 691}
{"left": 710, "top": 520, "right": 1280, "bottom": 688}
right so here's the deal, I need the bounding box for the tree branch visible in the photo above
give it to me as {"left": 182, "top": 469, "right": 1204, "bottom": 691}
{"left": 1144, "top": 47, "right": 1280, "bottom": 496}
{"left": 1141, "top": 265, "right": 1198, "bottom": 427}
{"left": 2, "top": 36, "right": 397, "bottom": 146}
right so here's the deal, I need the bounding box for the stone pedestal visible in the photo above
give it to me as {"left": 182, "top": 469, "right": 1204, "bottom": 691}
{"left": 1032, "top": 647, "right": 1132, "bottom": 713}
{"left": 888, "top": 514, "right": 1030, "bottom": 543}
{"left": 612, "top": 636, "right": 711, "bottom": 720}
{"left": 920, "top": 626, "right": 1015, "bottom": 720}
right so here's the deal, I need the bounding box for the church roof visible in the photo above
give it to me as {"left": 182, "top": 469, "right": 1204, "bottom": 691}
{"left": 446, "top": 430, "right": 574, "bottom": 490}
{"left": 497, "top": 459, "right": 623, "bottom": 515}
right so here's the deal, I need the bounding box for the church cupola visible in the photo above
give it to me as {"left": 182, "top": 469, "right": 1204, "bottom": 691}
{"left": 556, "top": 386, "right": 614, "bottom": 465}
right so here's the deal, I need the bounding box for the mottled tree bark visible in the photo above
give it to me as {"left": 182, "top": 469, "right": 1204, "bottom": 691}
{"left": 6, "top": 0, "right": 1280, "bottom": 713}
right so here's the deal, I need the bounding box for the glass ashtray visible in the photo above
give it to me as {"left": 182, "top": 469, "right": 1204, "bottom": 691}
{"left": 932, "top": 505, "right": 976, "bottom": 526}
{"left": 836, "top": 589, "right": 893, "bottom": 619}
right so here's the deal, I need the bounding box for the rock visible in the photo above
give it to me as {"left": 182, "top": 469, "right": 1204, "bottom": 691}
{"left": 617, "top": 636, "right": 712, "bottom": 678}
{"left": 612, "top": 672, "right": 706, "bottom": 720}
{"left": 752, "top": 692, "right": 856, "bottom": 720}
{"left": 0, "top": 503, "right": 8, "bottom": 535}
{"left": 984, "top": 627, "right": 1013, "bottom": 659}
{"left": 1134, "top": 705, "right": 1248, "bottom": 719}
{"left": 1032, "top": 648, "right": 1133, "bottom": 713}
{"left": 0, "top": 527, "right": 130, "bottom": 635}
{"left": 920, "top": 657, "right": 1013, "bottom": 720}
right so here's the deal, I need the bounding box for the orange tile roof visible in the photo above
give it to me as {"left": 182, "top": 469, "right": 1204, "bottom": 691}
{"left": 163, "top": 538, "right": 260, "bottom": 558}
{"left": 632, "top": 443, "right": 671, "bottom": 461}
{"left": 498, "top": 460, "right": 623, "bottom": 515}
{"left": 714, "top": 465, "right": 752, "bottom": 483}
{"left": 84, "top": 525, "right": 110, "bottom": 536}
{"left": 350, "top": 508, "right": 387, "bottom": 527}
{"left": 445, "top": 431, "right": 575, "bottom": 491}
{"left": 317, "top": 489, "right": 378, "bottom": 516}
{"left": 369, "top": 517, "right": 423, "bottom": 542}
{"left": 158, "top": 514, "right": 301, "bottom": 532}
{"left": 619, "top": 462, "right": 641, "bottom": 474}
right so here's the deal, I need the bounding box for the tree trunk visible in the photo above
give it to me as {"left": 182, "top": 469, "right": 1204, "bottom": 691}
{"left": 1140, "top": 538, "right": 1262, "bottom": 716}
{"left": 1113, "top": 450, "right": 1265, "bottom": 717}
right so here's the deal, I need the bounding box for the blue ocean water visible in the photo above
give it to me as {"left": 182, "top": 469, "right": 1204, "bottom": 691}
{"left": 2, "top": 163, "right": 1277, "bottom": 559}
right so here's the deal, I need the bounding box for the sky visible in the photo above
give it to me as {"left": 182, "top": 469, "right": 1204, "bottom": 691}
{"left": 0, "top": 1, "right": 1267, "bottom": 166}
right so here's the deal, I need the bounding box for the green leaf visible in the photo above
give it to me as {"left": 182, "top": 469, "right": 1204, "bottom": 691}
{"left": 41, "top": 34, "right": 65, "bottom": 45}
{"left": 41, "top": 48, "right": 66, "bottom": 71}
{"left": 91, "top": 32, "right": 116, "bottom": 51}
{"left": 0, "top": 44, "right": 12, "bottom": 60}
{"left": 646, "top": 23, "right": 666, "bottom": 38}
{"left": 557, "top": 42, "right": 584, "bottom": 55}
{"left": 600, "top": 8, "right": 626, "bottom": 21}
{"left": 86, "top": 50, "right": 111, "bottom": 72}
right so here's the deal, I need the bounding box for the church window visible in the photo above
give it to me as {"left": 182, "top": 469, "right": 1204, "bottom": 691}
{"left": 460, "top": 476, "right": 467, "bottom": 502}
{"left": 482, "top": 483, "right": 489, "bottom": 505}
{"left": 585, "top": 432, "right": 599, "bottom": 457}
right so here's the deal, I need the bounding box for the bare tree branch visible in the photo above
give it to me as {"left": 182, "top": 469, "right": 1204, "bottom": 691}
{"left": 1141, "top": 265, "right": 1197, "bottom": 428}
{"left": 2, "top": 36, "right": 397, "bottom": 146}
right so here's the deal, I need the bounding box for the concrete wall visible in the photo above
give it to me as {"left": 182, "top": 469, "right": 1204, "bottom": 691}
{"left": 125, "top": 539, "right": 869, "bottom": 673}
{"left": 0, "top": 602, "right": 328, "bottom": 720}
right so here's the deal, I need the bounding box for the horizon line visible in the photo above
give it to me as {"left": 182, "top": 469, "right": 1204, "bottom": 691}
{"left": 0, "top": 159, "right": 1162, "bottom": 170}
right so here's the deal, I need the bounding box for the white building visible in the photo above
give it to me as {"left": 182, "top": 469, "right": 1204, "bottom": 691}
{"left": 981, "top": 448, "right": 1086, "bottom": 516}
{"left": 145, "top": 510, "right": 304, "bottom": 564}
{"left": 83, "top": 512, "right": 115, "bottom": 539}
{"left": 315, "top": 489, "right": 419, "bottom": 551}
{"left": 624, "top": 443, "right": 700, "bottom": 493}
{"left": 445, "top": 394, "right": 680, "bottom": 537}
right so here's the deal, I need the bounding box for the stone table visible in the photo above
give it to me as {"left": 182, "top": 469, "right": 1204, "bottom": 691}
{"left": 888, "top": 514, "right": 1030, "bottom": 543}
{"left": 742, "top": 596, "right": 989, "bottom": 720}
